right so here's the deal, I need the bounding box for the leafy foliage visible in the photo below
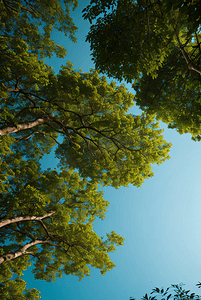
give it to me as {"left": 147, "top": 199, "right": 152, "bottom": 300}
{"left": 0, "top": 0, "right": 78, "bottom": 58}
{"left": 83, "top": 0, "right": 201, "bottom": 81}
{"left": 133, "top": 27, "right": 201, "bottom": 139}
{"left": 130, "top": 283, "right": 201, "bottom": 300}
{"left": 0, "top": 155, "right": 124, "bottom": 295}
{"left": 0, "top": 0, "right": 78, "bottom": 99}
{"left": 83, "top": 0, "right": 176, "bottom": 82}
{"left": 1, "top": 61, "right": 171, "bottom": 187}
{"left": 0, "top": 277, "right": 41, "bottom": 300}
{"left": 0, "top": 1, "right": 125, "bottom": 296}
{"left": 83, "top": 0, "right": 201, "bottom": 139}
{"left": 164, "top": 0, "right": 201, "bottom": 32}
{"left": 0, "top": 0, "right": 175, "bottom": 299}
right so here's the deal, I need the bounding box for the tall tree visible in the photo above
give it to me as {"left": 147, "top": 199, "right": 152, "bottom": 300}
{"left": 1, "top": 0, "right": 171, "bottom": 189}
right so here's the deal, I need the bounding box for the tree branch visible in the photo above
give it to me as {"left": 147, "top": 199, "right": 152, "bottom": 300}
{"left": 7, "top": 226, "right": 36, "bottom": 241}
{"left": 0, "top": 117, "right": 50, "bottom": 136}
{"left": 175, "top": 31, "right": 201, "bottom": 75}
{"left": 0, "top": 211, "right": 56, "bottom": 229}
{"left": 0, "top": 239, "right": 62, "bottom": 264}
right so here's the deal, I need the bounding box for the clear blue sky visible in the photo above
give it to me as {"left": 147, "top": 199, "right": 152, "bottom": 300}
{"left": 22, "top": 1, "right": 201, "bottom": 299}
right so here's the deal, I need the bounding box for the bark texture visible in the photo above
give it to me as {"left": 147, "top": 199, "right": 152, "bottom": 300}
{"left": 0, "top": 211, "right": 56, "bottom": 229}
{"left": 0, "top": 118, "right": 50, "bottom": 136}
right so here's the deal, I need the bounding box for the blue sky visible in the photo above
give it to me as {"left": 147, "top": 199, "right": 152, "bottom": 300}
{"left": 22, "top": 1, "right": 201, "bottom": 299}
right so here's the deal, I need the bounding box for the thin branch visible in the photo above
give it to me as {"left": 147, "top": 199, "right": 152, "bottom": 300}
{"left": 38, "top": 220, "right": 51, "bottom": 238}
{"left": 11, "top": 88, "right": 87, "bottom": 127}
{"left": 14, "top": 106, "right": 40, "bottom": 118}
{"left": 173, "top": 29, "right": 201, "bottom": 75}
{"left": 15, "top": 131, "right": 36, "bottom": 141}
{"left": 2, "top": 0, "right": 18, "bottom": 16}
{"left": 76, "top": 125, "right": 140, "bottom": 152}
{"left": 146, "top": 0, "right": 150, "bottom": 40}
{"left": 7, "top": 226, "right": 36, "bottom": 241}
{"left": 15, "top": 130, "right": 61, "bottom": 146}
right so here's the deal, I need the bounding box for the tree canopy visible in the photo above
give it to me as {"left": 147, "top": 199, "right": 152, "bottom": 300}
{"left": 83, "top": 0, "right": 201, "bottom": 139}
{"left": 1, "top": 60, "right": 171, "bottom": 188}
{"left": 0, "top": 0, "right": 175, "bottom": 299}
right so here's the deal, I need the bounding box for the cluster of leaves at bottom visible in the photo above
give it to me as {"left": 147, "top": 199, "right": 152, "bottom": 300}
{"left": 130, "top": 283, "right": 201, "bottom": 300}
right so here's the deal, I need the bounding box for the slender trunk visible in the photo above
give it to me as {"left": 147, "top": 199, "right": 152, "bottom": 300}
{"left": 0, "top": 211, "right": 56, "bottom": 229}
{"left": 0, "top": 117, "right": 51, "bottom": 136}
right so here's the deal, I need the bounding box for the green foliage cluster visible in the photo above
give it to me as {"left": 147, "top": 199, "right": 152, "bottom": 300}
{"left": 133, "top": 46, "right": 201, "bottom": 138}
{"left": 0, "top": 277, "right": 41, "bottom": 300}
{"left": 84, "top": 0, "right": 201, "bottom": 140}
{"left": 0, "top": 61, "right": 171, "bottom": 187}
{"left": 131, "top": 283, "right": 201, "bottom": 300}
{"left": 0, "top": 0, "right": 78, "bottom": 57}
{"left": 84, "top": 0, "right": 175, "bottom": 82}
{"left": 0, "top": 0, "right": 78, "bottom": 99}
{"left": 0, "top": 146, "right": 124, "bottom": 298}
